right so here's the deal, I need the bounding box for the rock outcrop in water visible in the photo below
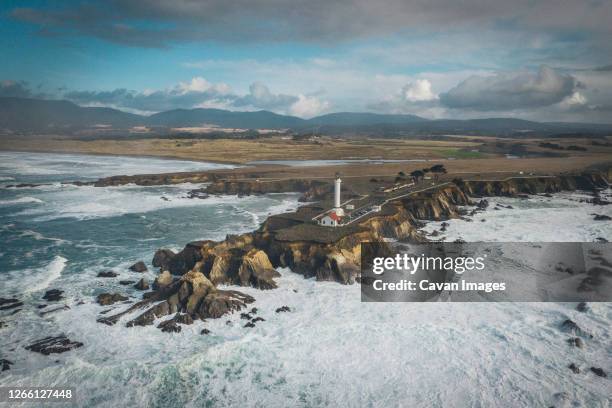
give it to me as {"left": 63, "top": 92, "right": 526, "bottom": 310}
{"left": 25, "top": 335, "right": 83, "bottom": 355}
{"left": 97, "top": 265, "right": 255, "bottom": 329}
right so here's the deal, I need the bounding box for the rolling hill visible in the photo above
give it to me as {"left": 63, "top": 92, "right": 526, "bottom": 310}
{"left": 1, "top": 96, "right": 611, "bottom": 137}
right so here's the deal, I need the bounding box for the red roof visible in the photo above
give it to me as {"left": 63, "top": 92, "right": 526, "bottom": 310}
{"left": 328, "top": 211, "right": 342, "bottom": 221}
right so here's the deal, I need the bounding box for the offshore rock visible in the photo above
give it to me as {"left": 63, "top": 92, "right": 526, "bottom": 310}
{"left": 42, "top": 289, "right": 64, "bottom": 302}
{"left": 25, "top": 335, "right": 83, "bottom": 355}
{"left": 101, "top": 265, "right": 254, "bottom": 330}
{"left": 97, "top": 293, "right": 128, "bottom": 306}
{"left": 590, "top": 367, "right": 607, "bottom": 377}
{"left": 1, "top": 359, "right": 13, "bottom": 371}
{"left": 129, "top": 261, "right": 148, "bottom": 272}
{"left": 97, "top": 271, "right": 118, "bottom": 278}
{"left": 134, "top": 278, "right": 149, "bottom": 291}
{"left": 0, "top": 298, "right": 23, "bottom": 311}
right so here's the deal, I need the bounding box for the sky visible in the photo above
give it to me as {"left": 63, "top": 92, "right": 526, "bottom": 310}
{"left": 0, "top": 0, "right": 611, "bottom": 122}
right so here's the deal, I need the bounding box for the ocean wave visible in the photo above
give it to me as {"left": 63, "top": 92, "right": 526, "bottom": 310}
{"left": 0, "top": 196, "right": 44, "bottom": 205}
{"left": 2, "top": 255, "right": 67, "bottom": 296}
{"left": 25, "top": 255, "right": 67, "bottom": 293}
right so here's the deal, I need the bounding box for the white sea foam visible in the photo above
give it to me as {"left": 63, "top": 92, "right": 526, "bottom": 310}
{"left": 0, "top": 196, "right": 44, "bottom": 205}
{"left": 3, "top": 255, "right": 67, "bottom": 295}
{"left": 0, "top": 151, "right": 235, "bottom": 180}
{"left": 420, "top": 191, "right": 612, "bottom": 242}
{"left": 5, "top": 267, "right": 610, "bottom": 408}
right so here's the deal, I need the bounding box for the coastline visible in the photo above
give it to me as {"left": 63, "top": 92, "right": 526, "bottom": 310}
{"left": 1, "top": 153, "right": 610, "bottom": 406}
{"left": 0, "top": 148, "right": 247, "bottom": 166}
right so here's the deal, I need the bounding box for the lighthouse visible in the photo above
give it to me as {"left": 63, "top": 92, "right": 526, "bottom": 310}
{"left": 334, "top": 173, "right": 344, "bottom": 216}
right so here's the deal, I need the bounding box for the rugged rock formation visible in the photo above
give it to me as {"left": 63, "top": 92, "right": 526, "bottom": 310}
{"left": 129, "top": 261, "right": 148, "bottom": 272}
{"left": 151, "top": 173, "right": 608, "bottom": 289}
{"left": 119, "top": 280, "right": 136, "bottom": 285}
{"left": 576, "top": 302, "right": 589, "bottom": 312}
{"left": 566, "top": 337, "right": 584, "bottom": 348}
{"left": 42, "top": 289, "right": 64, "bottom": 302}
{"left": 97, "top": 271, "right": 118, "bottom": 278}
{"left": 92, "top": 172, "right": 213, "bottom": 187}
{"left": 25, "top": 336, "right": 83, "bottom": 355}
{"left": 1, "top": 359, "right": 13, "bottom": 371}
{"left": 152, "top": 182, "right": 470, "bottom": 286}
{"left": 97, "top": 293, "right": 128, "bottom": 305}
{"left": 97, "top": 172, "right": 609, "bottom": 333}
{"left": 560, "top": 319, "right": 593, "bottom": 338}
{"left": 134, "top": 278, "right": 149, "bottom": 290}
{"left": 590, "top": 367, "right": 607, "bottom": 377}
{"left": 205, "top": 177, "right": 364, "bottom": 203}
{"left": 0, "top": 298, "right": 22, "bottom": 311}
{"left": 461, "top": 173, "right": 608, "bottom": 197}
{"left": 98, "top": 265, "right": 255, "bottom": 329}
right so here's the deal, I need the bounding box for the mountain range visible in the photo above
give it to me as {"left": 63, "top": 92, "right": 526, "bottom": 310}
{"left": 1, "top": 96, "right": 611, "bottom": 137}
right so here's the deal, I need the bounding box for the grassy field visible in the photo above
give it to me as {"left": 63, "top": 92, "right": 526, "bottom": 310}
{"left": 0, "top": 136, "right": 610, "bottom": 183}
{"left": 0, "top": 136, "right": 485, "bottom": 164}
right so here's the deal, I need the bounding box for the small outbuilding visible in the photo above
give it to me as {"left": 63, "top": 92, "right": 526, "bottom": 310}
{"left": 319, "top": 211, "right": 342, "bottom": 227}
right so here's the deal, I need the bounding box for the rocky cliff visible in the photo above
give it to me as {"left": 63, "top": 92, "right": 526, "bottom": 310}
{"left": 153, "top": 182, "right": 473, "bottom": 289}
{"left": 460, "top": 174, "right": 608, "bottom": 197}
{"left": 100, "top": 172, "right": 608, "bottom": 331}
{"left": 153, "top": 173, "right": 607, "bottom": 288}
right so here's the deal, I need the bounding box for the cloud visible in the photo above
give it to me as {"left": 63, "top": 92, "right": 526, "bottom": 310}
{"left": 9, "top": 1, "right": 612, "bottom": 47}
{"left": 439, "top": 66, "right": 579, "bottom": 111}
{"left": 64, "top": 83, "right": 233, "bottom": 113}
{"left": 60, "top": 77, "right": 324, "bottom": 117}
{"left": 177, "top": 77, "right": 231, "bottom": 94}
{"left": 559, "top": 91, "right": 587, "bottom": 109}
{"left": 402, "top": 80, "right": 438, "bottom": 102}
{"left": 289, "top": 94, "right": 330, "bottom": 118}
{"left": 367, "top": 77, "right": 443, "bottom": 116}
{"left": 0, "top": 80, "right": 36, "bottom": 98}
{"left": 232, "top": 82, "right": 298, "bottom": 111}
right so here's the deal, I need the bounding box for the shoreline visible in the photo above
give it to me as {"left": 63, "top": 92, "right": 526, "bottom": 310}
{"left": 0, "top": 148, "right": 248, "bottom": 166}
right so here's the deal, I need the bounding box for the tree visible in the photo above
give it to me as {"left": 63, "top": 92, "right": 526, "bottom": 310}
{"left": 410, "top": 170, "right": 425, "bottom": 182}
{"left": 429, "top": 164, "right": 447, "bottom": 181}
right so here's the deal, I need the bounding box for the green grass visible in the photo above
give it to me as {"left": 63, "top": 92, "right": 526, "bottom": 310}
{"left": 439, "top": 149, "right": 485, "bottom": 159}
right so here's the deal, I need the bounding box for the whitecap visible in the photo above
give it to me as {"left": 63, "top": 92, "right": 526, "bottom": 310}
{"left": 0, "top": 196, "right": 44, "bottom": 205}
{"left": 2, "top": 255, "right": 67, "bottom": 295}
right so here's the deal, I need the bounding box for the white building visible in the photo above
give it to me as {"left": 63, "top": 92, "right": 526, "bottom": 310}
{"left": 319, "top": 211, "right": 342, "bottom": 227}
{"left": 333, "top": 174, "right": 344, "bottom": 216}
{"left": 317, "top": 174, "right": 346, "bottom": 227}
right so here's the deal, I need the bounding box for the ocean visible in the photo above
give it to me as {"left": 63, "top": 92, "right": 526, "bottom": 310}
{"left": 0, "top": 152, "right": 610, "bottom": 407}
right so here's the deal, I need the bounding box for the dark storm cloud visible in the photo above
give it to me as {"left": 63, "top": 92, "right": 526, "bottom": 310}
{"left": 440, "top": 66, "right": 580, "bottom": 111}
{"left": 0, "top": 80, "right": 35, "bottom": 98}
{"left": 10, "top": 0, "right": 612, "bottom": 47}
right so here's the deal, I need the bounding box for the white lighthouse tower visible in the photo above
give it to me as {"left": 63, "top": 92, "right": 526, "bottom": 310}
{"left": 334, "top": 173, "right": 344, "bottom": 216}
